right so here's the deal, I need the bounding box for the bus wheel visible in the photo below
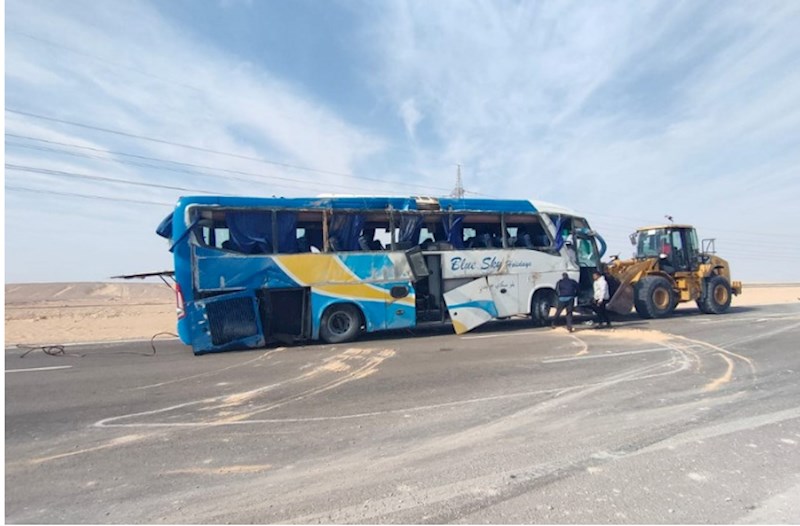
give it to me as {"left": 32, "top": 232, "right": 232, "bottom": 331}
{"left": 320, "top": 304, "right": 362, "bottom": 344}
{"left": 531, "top": 289, "right": 557, "bottom": 327}
{"left": 699, "top": 275, "right": 732, "bottom": 314}
{"left": 633, "top": 276, "right": 676, "bottom": 319}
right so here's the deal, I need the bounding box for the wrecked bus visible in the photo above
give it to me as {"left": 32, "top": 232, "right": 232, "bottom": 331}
{"left": 156, "top": 196, "right": 605, "bottom": 354}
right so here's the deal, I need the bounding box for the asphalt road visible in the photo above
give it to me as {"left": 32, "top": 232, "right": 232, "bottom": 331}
{"left": 6, "top": 303, "right": 800, "bottom": 524}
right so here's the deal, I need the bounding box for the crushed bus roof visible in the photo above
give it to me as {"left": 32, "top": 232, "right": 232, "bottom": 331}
{"left": 173, "top": 195, "right": 539, "bottom": 214}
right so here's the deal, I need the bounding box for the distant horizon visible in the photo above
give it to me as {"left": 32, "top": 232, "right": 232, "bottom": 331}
{"left": 6, "top": 280, "right": 800, "bottom": 287}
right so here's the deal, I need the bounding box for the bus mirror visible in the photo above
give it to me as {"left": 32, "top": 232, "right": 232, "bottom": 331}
{"left": 390, "top": 286, "right": 409, "bottom": 299}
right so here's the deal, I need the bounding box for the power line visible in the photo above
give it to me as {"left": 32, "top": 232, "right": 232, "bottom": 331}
{"left": 5, "top": 108, "right": 466, "bottom": 195}
{"left": 5, "top": 185, "right": 174, "bottom": 207}
{"left": 5, "top": 138, "right": 406, "bottom": 195}
{"left": 5, "top": 164, "right": 219, "bottom": 195}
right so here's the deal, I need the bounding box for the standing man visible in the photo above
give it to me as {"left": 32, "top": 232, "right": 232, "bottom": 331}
{"left": 552, "top": 272, "right": 580, "bottom": 332}
{"left": 592, "top": 271, "right": 612, "bottom": 328}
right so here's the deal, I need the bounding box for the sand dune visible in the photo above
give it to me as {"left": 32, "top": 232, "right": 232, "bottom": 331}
{"left": 4, "top": 282, "right": 799, "bottom": 347}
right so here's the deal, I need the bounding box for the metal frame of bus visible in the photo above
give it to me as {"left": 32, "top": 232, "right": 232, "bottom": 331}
{"left": 160, "top": 196, "right": 603, "bottom": 354}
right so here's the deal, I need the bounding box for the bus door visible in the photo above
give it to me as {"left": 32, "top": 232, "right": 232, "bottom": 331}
{"left": 573, "top": 219, "right": 604, "bottom": 306}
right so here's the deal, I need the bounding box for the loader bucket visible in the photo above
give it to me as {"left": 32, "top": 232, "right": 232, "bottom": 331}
{"left": 605, "top": 265, "right": 644, "bottom": 315}
{"left": 607, "top": 281, "right": 633, "bottom": 315}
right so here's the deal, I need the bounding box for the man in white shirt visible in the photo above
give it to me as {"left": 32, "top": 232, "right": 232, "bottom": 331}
{"left": 592, "top": 271, "right": 612, "bottom": 328}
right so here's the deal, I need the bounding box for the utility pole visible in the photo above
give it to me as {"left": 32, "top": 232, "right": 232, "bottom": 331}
{"left": 451, "top": 164, "right": 466, "bottom": 198}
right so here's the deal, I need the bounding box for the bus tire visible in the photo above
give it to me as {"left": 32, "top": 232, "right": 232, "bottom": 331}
{"left": 319, "top": 304, "right": 363, "bottom": 344}
{"left": 633, "top": 276, "right": 676, "bottom": 319}
{"left": 699, "top": 275, "right": 732, "bottom": 314}
{"left": 530, "top": 289, "right": 557, "bottom": 327}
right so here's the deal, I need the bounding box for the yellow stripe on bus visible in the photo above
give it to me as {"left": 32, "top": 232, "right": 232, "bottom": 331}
{"left": 276, "top": 254, "right": 358, "bottom": 284}
{"left": 275, "top": 254, "right": 415, "bottom": 306}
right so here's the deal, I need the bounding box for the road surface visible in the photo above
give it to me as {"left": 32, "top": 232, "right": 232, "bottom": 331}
{"left": 5, "top": 304, "right": 800, "bottom": 523}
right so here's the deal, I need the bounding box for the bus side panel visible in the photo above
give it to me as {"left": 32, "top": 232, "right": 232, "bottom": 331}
{"left": 188, "top": 290, "right": 266, "bottom": 354}
{"left": 276, "top": 253, "right": 416, "bottom": 339}
{"left": 195, "top": 249, "right": 298, "bottom": 291}
{"left": 439, "top": 249, "right": 570, "bottom": 317}
{"left": 309, "top": 287, "right": 416, "bottom": 340}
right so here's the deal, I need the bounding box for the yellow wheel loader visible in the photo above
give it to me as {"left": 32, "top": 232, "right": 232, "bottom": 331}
{"left": 605, "top": 225, "right": 742, "bottom": 318}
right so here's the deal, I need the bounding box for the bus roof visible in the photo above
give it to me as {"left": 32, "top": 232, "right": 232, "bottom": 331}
{"left": 174, "top": 195, "right": 538, "bottom": 214}
{"left": 530, "top": 199, "right": 582, "bottom": 217}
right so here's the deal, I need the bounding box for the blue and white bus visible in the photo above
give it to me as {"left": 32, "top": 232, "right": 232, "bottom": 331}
{"left": 155, "top": 196, "right": 605, "bottom": 354}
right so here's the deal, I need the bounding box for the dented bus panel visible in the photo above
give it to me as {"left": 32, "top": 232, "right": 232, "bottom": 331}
{"left": 159, "top": 195, "right": 604, "bottom": 354}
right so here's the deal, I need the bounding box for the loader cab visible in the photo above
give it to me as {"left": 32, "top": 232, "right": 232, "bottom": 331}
{"left": 634, "top": 225, "right": 700, "bottom": 272}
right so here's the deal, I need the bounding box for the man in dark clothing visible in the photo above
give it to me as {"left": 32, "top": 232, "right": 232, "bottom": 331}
{"left": 552, "top": 272, "right": 580, "bottom": 332}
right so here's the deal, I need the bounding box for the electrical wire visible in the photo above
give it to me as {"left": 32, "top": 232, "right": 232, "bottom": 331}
{"left": 5, "top": 140, "right": 408, "bottom": 196}
{"left": 5, "top": 184, "right": 174, "bottom": 207}
{"left": 6, "top": 108, "right": 470, "bottom": 195}
{"left": 16, "top": 344, "right": 83, "bottom": 358}
{"left": 5, "top": 163, "right": 220, "bottom": 195}
{"left": 150, "top": 332, "right": 178, "bottom": 355}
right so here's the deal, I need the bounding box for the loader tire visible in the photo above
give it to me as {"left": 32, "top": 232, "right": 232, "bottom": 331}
{"left": 634, "top": 276, "right": 676, "bottom": 319}
{"left": 698, "top": 275, "right": 732, "bottom": 314}
{"left": 530, "top": 289, "right": 557, "bottom": 327}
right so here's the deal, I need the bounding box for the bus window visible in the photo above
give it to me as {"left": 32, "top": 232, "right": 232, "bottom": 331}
{"left": 357, "top": 226, "right": 384, "bottom": 251}
{"left": 577, "top": 238, "right": 599, "bottom": 267}
{"left": 198, "top": 222, "right": 231, "bottom": 250}
{"left": 506, "top": 216, "right": 551, "bottom": 249}
{"left": 461, "top": 214, "right": 503, "bottom": 248}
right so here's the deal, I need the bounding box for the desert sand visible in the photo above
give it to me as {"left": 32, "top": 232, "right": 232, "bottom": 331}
{"left": 4, "top": 282, "right": 800, "bottom": 347}
{"left": 5, "top": 282, "right": 176, "bottom": 346}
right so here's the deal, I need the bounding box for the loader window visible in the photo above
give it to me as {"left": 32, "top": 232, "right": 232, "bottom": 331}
{"left": 637, "top": 229, "right": 670, "bottom": 259}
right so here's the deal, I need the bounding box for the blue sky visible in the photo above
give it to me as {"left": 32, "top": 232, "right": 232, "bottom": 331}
{"left": 4, "top": 0, "right": 800, "bottom": 283}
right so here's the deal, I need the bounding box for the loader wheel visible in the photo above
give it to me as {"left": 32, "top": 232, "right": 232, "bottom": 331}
{"left": 698, "top": 275, "right": 732, "bottom": 314}
{"left": 634, "top": 276, "right": 676, "bottom": 319}
{"left": 530, "top": 289, "right": 557, "bottom": 327}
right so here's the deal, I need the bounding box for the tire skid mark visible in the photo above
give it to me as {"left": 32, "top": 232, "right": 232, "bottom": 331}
{"left": 212, "top": 350, "right": 394, "bottom": 424}
{"left": 719, "top": 320, "right": 800, "bottom": 351}
{"left": 577, "top": 328, "right": 757, "bottom": 392}
{"left": 163, "top": 464, "right": 272, "bottom": 476}
{"left": 250, "top": 359, "right": 687, "bottom": 524}
{"left": 96, "top": 347, "right": 394, "bottom": 428}
{"left": 129, "top": 347, "right": 287, "bottom": 391}
{"left": 704, "top": 353, "right": 735, "bottom": 392}
{"left": 24, "top": 434, "right": 150, "bottom": 465}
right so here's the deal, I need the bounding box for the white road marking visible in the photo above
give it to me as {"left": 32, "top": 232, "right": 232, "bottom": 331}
{"left": 462, "top": 330, "right": 542, "bottom": 340}
{"left": 542, "top": 346, "right": 680, "bottom": 363}
{"left": 6, "top": 365, "right": 73, "bottom": 373}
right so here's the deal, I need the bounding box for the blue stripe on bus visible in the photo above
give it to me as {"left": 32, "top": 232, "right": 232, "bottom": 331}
{"left": 446, "top": 300, "right": 499, "bottom": 317}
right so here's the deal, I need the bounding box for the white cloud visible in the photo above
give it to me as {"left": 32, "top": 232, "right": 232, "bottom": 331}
{"left": 4, "top": 0, "right": 388, "bottom": 281}
{"left": 363, "top": 0, "right": 800, "bottom": 281}
{"left": 5, "top": 0, "right": 800, "bottom": 282}
{"left": 399, "top": 98, "right": 423, "bottom": 140}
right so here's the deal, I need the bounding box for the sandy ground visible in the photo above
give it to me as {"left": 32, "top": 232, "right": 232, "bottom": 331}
{"left": 4, "top": 282, "right": 800, "bottom": 347}
{"left": 4, "top": 282, "right": 176, "bottom": 346}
